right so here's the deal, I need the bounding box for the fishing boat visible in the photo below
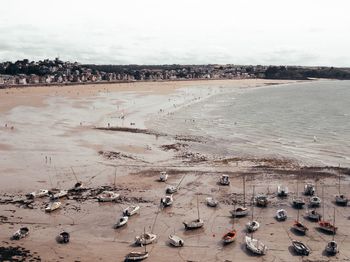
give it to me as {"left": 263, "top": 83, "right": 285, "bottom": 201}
{"left": 304, "top": 183, "right": 315, "bottom": 196}
{"left": 255, "top": 194, "right": 268, "bottom": 207}
{"left": 292, "top": 240, "right": 310, "bottom": 256}
{"left": 206, "top": 197, "right": 218, "bottom": 207}
{"left": 12, "top": 227, "right": 29, "bottom": 240}
{"left": 159, "top": 171, "right": 168, "bottom": 182}
{"left": 309, "top": 196, "right": 321, "bottom": 207}
{"left": 135, "top": 232, "right": 157, "bottom": 245}
{"left": 169, "top": 234, "right": 184, "bottom": 247}
{"left": 45, "top": 201, "right": 62, "bottom": 212}
{"left": 319, "top": 186, "right": 337, "bottom": 234}
{"left": 277, "top": 185, "right": 288, "bottom": 197}
{"left": 335, "top": 174, "right": 348, "bottom": 206}
{"left": 230, "top": 175, "right": 249, "bottom": 217}
{"left": 26, "top": 189, "right": 49, "bottom": 199}
{"left": 245, "top": 235, "right": 267, "bottom": 255}
{"left": 97, "top": 191, "right": 120, "bottom": 202}
{"left": 160, "top": 195, "right": 173, "bottom": 207}
{"left": 114, "top": 216, "right": 128, "bottom": 228}
{"left": 276, "top": 209, "right": 287, "bottom": 221}
{"left": 246, "top": 186, "right": 260, "bottom": 232}
{"left": 49, "top": 189, "right": 68, "bottom": 200}
{"left": 56, "top": 231, "right": 70, "bottom": 244}
{"left": 292, "top": 209, "right": 308, "bottom": 234}
{"left": 305, "top": 209, "right": 322, "bottom": 221}
{"left": 183, "top": 195, "right": 204, "bottom": 230}
{"left": 123, "top": 205, "right": 140, "bottom": 216}
{"left": 219, "top": 174, "right": 230, "bottom": 185}
{"left": 325, "top": 207, "right": 338, "bottom": 255}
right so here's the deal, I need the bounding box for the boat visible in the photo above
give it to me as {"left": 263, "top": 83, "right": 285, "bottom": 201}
{"left": 56, "top": 231, "right": 70, "bottom": 244}
{"left": 246, "top": 186, "right": 260, "bottom": 232}
{"left": 292, "top": 240, "right": 310, "bottom": 256}
{"left": 222, "top": 230, "right": 237, "bottom": 244}
{"left": 26, "top": 189, "right": 49, "bottom": 199}
{"left": 325, "top": 207, "right": 338, "bottom": 255}
{"left": 276, "top": 209, "right": 287, "bottom": 221}
{"left": 97, "top": 191, "right": 120, "bottom": 202}
{"left": 115, "top": 216, "right": 128, "bottom": 228}
{"left": 159, "top": 171, "right": 168, "bottom": 182}
{"left": 309, "top": 196, "right": 321, "bottom": 207}
{"left": 277, "top": 185, "right": 288, "bottom": 197}
{"left": 165, "top": 175, "right": 185, "bottom": 194}
{"left": 219, "top": 174, "right": 230, "bottom": 185}
{"left": 123, "top": 205, "right": 140, "bottom": 216}
{"left": 135, "top": 232, "right": 157, "bottom": 246}
{"left": 12, "top": 227, "right": 29, "bottom": 240}
{"left": 292, "top": 209, "right": 308, "bottom": 234}
{"left": 230, "top": 175, "right": 249, "bottom": 217}
{"left": 49, "top": 189, "right": 68, "bottom": 200}
{"left": 255, "top": 194, "right": 268, "bottom": 207}
{"left": 183, "top": 195, "right": 204, "bottom": 230}
{"left": 72, "top": 181, "right": 84, "bottom": 191}
{"left": 125, "top": 251, "right": 148, "bottom": 261}
{"left": 335, "top": 174, "right": 348, "bottom": 206}
{"left": 160, "top": 195, "right": 173, "bottom": 207}
{"left": 305, "top": 209, "right": 322, "bottom": 221}
{"left": 206, "top": 197, "right": 218, "bottom": 207}
{"left": 319, "top": 186, "right": 337, "bottom": 234}
{"left": 45, "top": 201, "right": 62, "bottom": 212}
{"left": 169, "top": 234, "right": 184, "bottom": 247}
{"left": 304, "top": 183, "right": 315, "bottom": 196}
{"left": 245, "top": 235, "right": 267, "bottom": 255}
{"left": 292, "top": 180, "right": 305, "bottom": 209}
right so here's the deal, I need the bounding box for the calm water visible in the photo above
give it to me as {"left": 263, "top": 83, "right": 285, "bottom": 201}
{"left": 151, "top": 80, "right": 350, "bottom": 166}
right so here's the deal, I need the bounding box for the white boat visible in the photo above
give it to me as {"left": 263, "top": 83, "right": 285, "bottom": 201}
{"left": 219, "top": 174, "right": 230, "bottom": 185}
{"left": 183, "top": 218, "right": 204, "bottom": 230}
{"left": 135, "top": 232, "right": 157, "bottom": 245}
{"left": 230, "top": 206, "right": 249, "bottom": 217}
{"left": 245, "top": 235, "right": 267, "bottom": 255}
{"left": 206, "top": 197, "right": 218, "bottom": 207}
{"left": 123, "top": 205, "right": 140, "bottom": 216}
{"left": 49, "top": 189, "right": 68, "bottom": 200}
{"left": 335, "top": 194, "right": 348, "bottom": 206}
{"left": 325, "top": 240, "right": 338, "bottom": 256}
{"left": 292, "top": 240, "right": 310, "bottom": 256}
{"left": 255, "top": 194, "right": 268, "bottom": 207}
{"left": 304, "top": 183, "right": 315, "bottom": 196}
{"left": 166, "top": 185, "right": 177, "bottom": 194}
{"left": 125, "top": 251, "right": 148, "bottom": 261}
{"left": 56, "top": 231, "right": 70, "bottom": 244}
{"left": 45, "top": 201, "right": 62, "bottom": 212}
{"left": 159, "top": 171, "right": 168, "bottom": 182}
{"left": 246, "top": 220, "right": 260, "bottom": 232}
{"left": 97, "top": 191, "right": 120, "bottom": 202}
{"left": 309, "top": 196, "right": 321, "bottom": 207}
{"left": 161, "top": 195, "right": 173, "bottom": 207}
{"left": 305, "top": 209, "right": 322, "bottom": 221}
{"left": 277, "top": 185, "right": 288, "bottom": 197}
{"left": 12, "top": 227, "right": 29, "bottom": 240}
{"left": 276, "top": 209, "right": 287, "bottom": 221}
{"left": 26, "top": 189, "right": 49, "bottom": 199}
{"left": 115, "top": 216, "right": 128, "bottom": 228}
{"left": 169, "top": 234, "right": 184, "bottom": 247}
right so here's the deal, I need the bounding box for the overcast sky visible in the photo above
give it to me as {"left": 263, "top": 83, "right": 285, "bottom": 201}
{"left": 0, "top": 0, "right": 349, "bottom": 66}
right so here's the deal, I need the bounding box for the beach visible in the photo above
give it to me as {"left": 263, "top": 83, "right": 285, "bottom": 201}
{"left": 0, "top": 79, "right": 349, "bottom": 261}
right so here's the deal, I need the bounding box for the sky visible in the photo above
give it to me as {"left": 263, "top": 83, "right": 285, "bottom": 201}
{"left": 0, "top": 0, "right": 349, "bottom": 66}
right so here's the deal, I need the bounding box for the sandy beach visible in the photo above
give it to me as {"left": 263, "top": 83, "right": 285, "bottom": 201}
{"left": 1, "top": 79, "right": 349, "bottom": 262}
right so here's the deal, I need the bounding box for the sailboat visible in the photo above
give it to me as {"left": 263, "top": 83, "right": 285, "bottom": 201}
{"left": 292, "top": 208, "right": 308, "bottom": 234}
{"left": 166, "top": 175, "right": 185, "bottom": 194}
{"left": 304, "top": 183, "right": 315, "bottom": 196}
{"left": 223, "top": 200, "right": 237, "bottom": 244}
{"left": 292, "top": 240, "right": 310, "bottom": 256}
{"left": 325, "top": 207, "right": 338, "bottom": 256}
{"left": 246, "top": 186, "right": 260, "bottom": 232}
{"left": 230, "top": 175, "right": 249, "bottom": 217}
{"left": 159, "top": 171, "right": 168, "bottom": 182}
{"left": 305, "top": 208, "right": 322, "bottom": 221}
{"left": 292, "top": 179, "right": 305, "bottom": 209}
{"left": 126, "top": 234, "right": 149, "bottom": 261}
{"left": 277, "top": 185, "right": 288, "bottom": 197}
{"left": 160, "top": 194, "right": 173, "bottom": 207}
{"left": 319, "top": 186, "right": 338, "bottom": 234}
{"left": 335, "top": 174, "right": 348, "bottom": 206}
{"left": 183, "top": 195, "right": 204, "bottom": 230}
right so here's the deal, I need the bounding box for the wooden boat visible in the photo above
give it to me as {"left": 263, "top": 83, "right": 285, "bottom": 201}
{"left": 97, "top": 191, "right": 120, "bottom": 202}
{"left": 56, "top": 231, "right": 70, "bottom": 244}
{"left": 45, "top": 201, "right": 62, "bottom": 212}
{"left": 123, "top": 205, "right": 140, "bottom": 216}
{"left": 135, "top": 232, "right": 157, "bottom": 245}
{"left": 276, "top": 209, "right": 287, "bottom": 221}
{"left": 219, "top": 174, "right": 230, "bottom": 185}
{"left": 309, "top": 196, "right": 321, "bottom": 207}
{"left": 125, "top": 251, "right": 148, "bottom": 261}
{"left": 245, "top": 235, "right": 267, "bottom": 255}
{"left": 160, "top": 195, "right": 173, "bottom": 207}
{"left": 277, "top": 185, "right": 288, "bottom": 197}
{"left": 49, "top": 189, "right": 68, "bottom": 200}
{"left": 292, "top": 240, "right": 310, "bottom": 256}
{"left": 26, "top": 189, "right": 49, "bottom": 199}
{"left": 305, "top": 209, "right": 322, "bottom": 221}
{"left": 159, "top": 171, "right": 168, "bottom": 182}
{"left": 12, "top": 227, "right": 29, "bottom": 240}
{"left": 115, "top": 216, "right": 128, "bottom": 228}
{"left": 255, "top": 194, "right": 268, "bottom": 207}
{"left": 169, "top": 234, "right": 184, "bottom": 247}
{"left": 304, "top": 183, "right": 315, "bottom": 196}
{"left": 206, "top": 197, "right": 218, "bottom": 207}
{"left": 184, "top": 196, "right": 204, "bottom": 230}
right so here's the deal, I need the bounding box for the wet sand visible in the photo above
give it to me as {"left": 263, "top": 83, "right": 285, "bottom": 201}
{"left": 1, "top": 79, "right": 349, "bottom": 261}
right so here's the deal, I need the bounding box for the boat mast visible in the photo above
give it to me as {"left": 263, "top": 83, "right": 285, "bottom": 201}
{"left": 243, "top": 174, "right": 246, "bottom": 207}
{"left": 114, "top": 167, "right": 117, "bottom": 191}
{"left": 322, "top": 185, "right": 325, "bottom": 220}
{"left": 197, "top": 195, "right": 200, "bottom": 220}
{"left": 333, "top": 207, "right": 336, "bottom": 240}
{"left": 338, "top": 173, "right": 341, "bottom": 195}
{"left": 251, "top": 185, "right": 255, "bottom": 239}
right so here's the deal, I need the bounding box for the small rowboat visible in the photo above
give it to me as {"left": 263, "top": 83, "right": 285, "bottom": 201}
{"left": 159, "top": 171, "right": 168, "bottom": 182}
{"left": 160, "top": 195, "right": 173, "bottom": 207}
{"left": 292, "top": 240, "right": 310, "bottom": 256}
{"left": 123, "top": 205, "right": 140, "bottom": 216}
{"left": 246, "top": 220, "right": 259, "bottom": 232}
{"left": 245, "top": 235, "right": 267, "bottom": 255}
{"left": 276, "top": 209, "right": 287, "bottom": 221}
{"left": 206, "top": 197, "right": 218, "bottom": 207}
{"left": 56, "top": 231, "right": 70, "bottom": 244}
{"left": 222, "top": 229, "right": 237, "bottom": 244}
{"left": 166, "top": 185, "right": 177, "bottom": 194}
{"left": 12, "top": 227, "right": 29, "bottom": 240}
{"left": 115, "top": 216, "right": 128, "bottom": 228}
{"left": 97, "top": 191, "right": 120, "bottom": 202}
{"left": 169, "top": 234, "right": 184, "bottom": 247}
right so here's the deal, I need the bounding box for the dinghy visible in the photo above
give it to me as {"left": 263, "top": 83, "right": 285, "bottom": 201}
{"left": 115, "top": 216, "right": 128, "bottom": 228}
{"left": 160, "top": 195, "right": 173, "bottom": 207}
{"left": 45, "top": 201, "right": 62, "bottom": 212}
{"left": 123, "top": 205, "right": 140, "bottom": 216}
{"left": 97, "top": 191, "right": 120, "bottom": 202}
{"left": 276, "top": 209, "right": 287, "bottom": 221}
{"left": 135, "top": 232, "right": 157, "bottom": 245}
{"left": 206, "top": 197, "right": 218, "bottom": 207}
{"left": 166, "top": 185, "right": 177, "bottom": 194}
{"left": 169, "top": 234, "right": 184, "bottom": 247}
{"left": 246, "top": 220, "right": 260, "bottom": 232}
{"left": 304, "top": 183, "right": 315, "bottom": 196}
{"left": 26, "top": 189, "right": 49, "bottom": 199}
{"left": 56, "top": 231, "right": 70, "bottom": 244}
{"left": 219, "top": 174, "right": 230, "bottom": 185}
{"left": 125, "top": 251, "right": 148, "bottom": 261}
{"left": 292, "top": 240, "right": 310, "bottom": 256}
{"left": 12, "top": 227, "right": 29, "bottom": 240}
{"left": 277, "top": 185, "right": 288, "bottom": 197}
{"left": 309, "top": 196, "right": 321, "bottom": 207}
{"left": 245, "top": 235, "right": 267, "bottom": 255}
{"left": 305, "top": 209, "right": 322, "bottom": 221}
{"left": 325, "top": 240, "right": 338, "bottom": 256}
{"left": 159, "top": 171, "right": 168, "bottom": 182}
